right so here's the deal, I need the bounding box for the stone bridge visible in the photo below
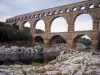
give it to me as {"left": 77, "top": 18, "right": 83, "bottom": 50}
{"left": 6, "top": 0, "right": 100, "bottom": 50}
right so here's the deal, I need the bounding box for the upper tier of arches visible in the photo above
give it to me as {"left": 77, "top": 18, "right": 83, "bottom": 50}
{"left": 6, "top": 0, "right": 100, "bottom": 23}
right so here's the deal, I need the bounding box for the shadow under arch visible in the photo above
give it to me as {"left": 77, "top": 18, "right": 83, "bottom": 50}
{"left": 72, "top": 34, "right": 92, "bottom": 49}
{"left": 34, "top": 36, "right": 44, "bottom": 44}
{"left": 49, "top": 35, "right": 67, "bottom": 47}
{"left": 49, "top": 16, "right": 68, "bottom": 32}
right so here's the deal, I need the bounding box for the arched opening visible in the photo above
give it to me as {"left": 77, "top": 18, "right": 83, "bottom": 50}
{"left": 73, "top": 7, "right": 77, "bottom": 11}
{"left": 48, "top": 35, "right": 67, "bottom": 51}
{"left": 34, "top": 36, "right": 44, "bottom": 44}
{"left": 12, "top": 23, "right": 19, "bottom": 29}
{"left": 72, "top": 35, "right": 92, "bottom": 51}
{"left": 51, "top": 17, "right": 68, "bottom": 32}
{"left": 99, "top": 3, "right": 100, "bottom": 7}
{"left": 65, "top": 9, "right": 69, "bottom": 12}
{"left": 75, "top": 14, "right": 93, "bottom": 31}
{"left": 59, "top": 10, "right": 63, "bottom": 13}
{"left": 23, "top": 22, "right": 31, "bottom": 34}
{"left": 53, "top": 11, "right": 57, "bottom": 15}
{"left": 81, "top": 6, "right": 85, "bottom": 10}
{"left": 49, "top": 35, "right": 66, "bottom": 45}
{"left": 35, "top": 20, "right": 45, "bottom": 33}
{"left": 89, "top": 4, "right": 94, "bottom": 8}
{"left": 48, "top": 12, "right": 52, "bottom": 16}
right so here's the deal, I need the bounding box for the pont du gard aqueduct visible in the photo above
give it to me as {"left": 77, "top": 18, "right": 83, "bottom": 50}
{"left": 5, "top": 0, "right": 100, "bottom": 51}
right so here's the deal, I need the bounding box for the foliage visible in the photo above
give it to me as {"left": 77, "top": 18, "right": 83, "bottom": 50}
{"left": 78, "top": 38, "right": 92, "bottom": 46}
{"left": 22, "top": 68, "right": 27, "bottom": 75}
{"left": 0, "top": 22, "right": 32, "bottom": 43}
{"left": 36, "top": 29, "right": 44, "bottom": 33}
{"left": 32, "top": 62, "right": 42, "bottom": 66}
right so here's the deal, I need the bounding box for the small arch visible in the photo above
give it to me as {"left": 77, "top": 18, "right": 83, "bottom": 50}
{"left": 25, "top": 16, "right": 27, "bottom": 19}
{"left": 89, "top": 4, "right": 94, "bottom": 8}
{"left": 53, "top": 11, "right": 57, "bottom": 15}
{"left": 38, "top": 14, "right": 41, "bottom": 17}
{"left": 99, "top": 3, "right": 100, "bottom": 7}
{"left": 48, "top": 12, "right": 52, "bottom": 16}
{"left": 73, "top": 7, "right": 77, "bottom": 11}
{"left": 81, "top": 6, "right": 85, "bottom": 10}
{"left": 34, "top": 36, "right": 44, "bottom": 44}
{"left": 29, "top": 15, "right": 31, "bottom": 19}
{"left": 65, "top": 9, "right": 69, "bottom": 12}
{"left": 34, "top": 15, "right": 37, "bottom": 18}
{"left": 18, "top": 18, "right": 20, "bottom": 20}
{"left": 59, "top": 10, "right": 63, "bottom": 13}
{"left": 49, "top": 35, "right": 66, "bottom": 46}
{"left": 43, "top": 13, "right": 46, "bottom": 16}
{"left": 72, "top": 35, "right": 92, "bottom": 49}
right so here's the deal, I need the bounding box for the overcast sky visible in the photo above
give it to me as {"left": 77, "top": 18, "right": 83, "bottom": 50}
{"left": 0, "top": 0, "right": 93, "bottom": 33}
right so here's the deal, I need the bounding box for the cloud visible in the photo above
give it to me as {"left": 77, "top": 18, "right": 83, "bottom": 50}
{"left": 0, "top": 4, "right": 11, "bottom": 13}
{"left": 0, "top": 16, "right": 12, "bottom": 22}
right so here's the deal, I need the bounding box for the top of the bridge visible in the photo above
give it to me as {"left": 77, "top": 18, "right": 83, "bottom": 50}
{"left": 6, "top": 0, "right": 100, "bottom": 23}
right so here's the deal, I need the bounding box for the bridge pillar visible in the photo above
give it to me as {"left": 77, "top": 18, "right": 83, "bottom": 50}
{"left": 68, "top": 22, "right": 74, "bottom": 32}
{"left": 44, "top": 39, "right": 49, "bottom": 50}
{"left": 92, "top": 31, "right": 99, "bottom": 50}
{"left": 17, "top": 21, "right": 24, "bottom": 31}
{"left": 93, "top": 17, "right": 99, "bottom": 30}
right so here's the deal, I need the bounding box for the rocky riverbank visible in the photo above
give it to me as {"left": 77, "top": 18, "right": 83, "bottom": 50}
{"left": 0, "top": 50, "right": 100, "bottom": 75}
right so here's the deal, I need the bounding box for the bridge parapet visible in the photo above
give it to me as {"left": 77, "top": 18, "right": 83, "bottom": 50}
{"left": 6, "top": 0, "right": 100, "bottom": 24}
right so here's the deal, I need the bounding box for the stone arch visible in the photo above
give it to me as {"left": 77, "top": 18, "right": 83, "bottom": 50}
{"left": 89, "top": 4, "right": 94, "bottom": 8}
{"left": 43, "top": 13, "right": 46, "bottom": 16}
{"left": 72, "top": 7, "right": 77, "bottom": 11}
{"left": 73, "top": 13, "right": 93, "bottom": 31}
{"left": 99, "top": 3, "right": 100, "bottom": 7}
{"left": 49, "top": 35, "right": 66, "bottom": 46}
{"left": 80, "top": 6, "right": 85, "bottom": 10}
{"left": 48, "top": 12, "right": 52, "bottom": 16}
{"left": 53, "top": 11, "right": 57, "bottom": 15}
{"left": 59, "top": 9, "right": 63, "bottom": 14}
{"left": 34, "top": 19, "right": 45, "bottom": 33}
{"left": 72, "top": 34, "right": 92, "bottom": 49}
{"left": 20, "top": 21, "right": 31, "bottom": 32}
{"left": 65, "top": 8, "right": 69, "bottom": 12}
{"left": 34, "top": 36, "right": 44, "bottom": 44}
{"left": 50, "top": 16, "right": 68, "bottom": 32}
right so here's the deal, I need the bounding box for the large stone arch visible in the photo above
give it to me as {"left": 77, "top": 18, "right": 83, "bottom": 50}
{"left": 49, "top": 16, "right": 68, "bottom": 32}
{"left": 48, "top": 35, "right": 67, "bottom": 46}
{"left": 73, "top": 12, "right": 93, "bottom": 25}
{"left": 33, "top": 19, "right": 45, "bottom": 33}
{"left": 73, "top": 13, "right": 93, "bottom": 31}
{"left": 72, "top": 34, "right": 92, "bottom": 49}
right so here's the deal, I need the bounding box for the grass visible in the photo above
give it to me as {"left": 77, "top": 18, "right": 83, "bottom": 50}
{"left": 31, "top": 62, "right": 45, "bottom": 66}
{"left": 22, "top": 68, "right": 27, "bottom": 75}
